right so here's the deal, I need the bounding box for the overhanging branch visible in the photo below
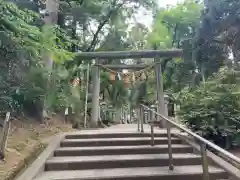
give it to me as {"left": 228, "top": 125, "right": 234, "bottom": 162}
{"left": 86, "top": 2, "right": 125, "bottom": 52}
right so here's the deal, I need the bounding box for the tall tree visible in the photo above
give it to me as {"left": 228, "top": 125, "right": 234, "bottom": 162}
{"left": 148, "top": 0, "right": 202, "bottom": 91}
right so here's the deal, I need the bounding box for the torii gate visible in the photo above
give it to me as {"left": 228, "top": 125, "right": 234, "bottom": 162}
{"left": 76, "top": 49, "right": 183, "bottom": 127}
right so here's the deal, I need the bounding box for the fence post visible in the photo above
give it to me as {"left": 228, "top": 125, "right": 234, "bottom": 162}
{"left": 200, "top": 142, "right": 210, "bottom": 180}
{"left": 0, "top": 112, "right": 11, "bottom": 160}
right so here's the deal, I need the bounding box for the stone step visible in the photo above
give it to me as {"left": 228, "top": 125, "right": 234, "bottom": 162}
{"left": 54, "top": 144, "right": 193, "bottom": 156}
{"left": 65, "top": 132, "right": 169, "bottom": 139}
{"left": 46, "top": 153, "right": 201, "bottom": 171}
{"left": 35, "top": 165, "right": 228, "bottom": 180}
{"left": 60, "top": 137, "right": 182, "bottom": 147}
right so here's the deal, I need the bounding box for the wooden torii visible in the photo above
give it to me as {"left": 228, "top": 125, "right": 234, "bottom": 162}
{"left": 76, "top": 49, "right": 183, "bottom": 127}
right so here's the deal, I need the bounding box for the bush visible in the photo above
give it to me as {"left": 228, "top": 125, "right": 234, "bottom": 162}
{"left": 176, "top": 68, "right": 240, "bottom": 148}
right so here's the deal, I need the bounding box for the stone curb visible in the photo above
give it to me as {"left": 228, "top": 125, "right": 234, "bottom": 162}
{"left": 15, "top": 134, "right": 65, "bottom": 180}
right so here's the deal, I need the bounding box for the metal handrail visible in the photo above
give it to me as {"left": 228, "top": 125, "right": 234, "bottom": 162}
{"left": 139, "top": 104, "right": 240, "bottom": 180}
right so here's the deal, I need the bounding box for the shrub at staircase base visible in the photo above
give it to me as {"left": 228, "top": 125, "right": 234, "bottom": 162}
{"left": 177, "top": 68, "right": 240, "bottom": 149}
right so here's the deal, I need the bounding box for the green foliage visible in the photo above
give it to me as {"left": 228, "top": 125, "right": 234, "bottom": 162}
{"left": 100, "top": 71, "right": 129, "bottom": 108}
{"left": 145, "top": 0, "right": 240, "bottom": 148}
{"left": 147, "top": 0, "right": 203, "bottom": 92}
{"left": 0, "top": 0, "right": 159, "bottom": 123}
{"left": 201, "top": 0, "right": 240, "bottom": 66}
{"left": 1, "top": 1, "right": 73, "bottom": 61}
{"left": 0, "top": 0, "right": 74, "bottom": 117}
{"left": 177, "top": 68, "right": 240, "bottom": 147}
{"left": 148, "top": 0, "right": 202, "bottom": 48}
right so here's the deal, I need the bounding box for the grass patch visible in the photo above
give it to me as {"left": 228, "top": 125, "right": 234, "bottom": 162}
{"left": 2, "top": 142, "right": 47, "bottom": 180}
{"left": 0, "top": 115, "right": 74, "bottom": 180}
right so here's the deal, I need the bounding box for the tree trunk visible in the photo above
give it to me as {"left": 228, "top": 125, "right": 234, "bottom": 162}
{"left": 201, "top": 66, "right": 206, "bottom": 84}
{"left": 232, "top": 45, "right": 240, "bottom": 68}
{"left": 40, "top": 0, "right": 59, "bottom": 122}
{"left": 71, "top": 18, "right": 77, "bottom": 52}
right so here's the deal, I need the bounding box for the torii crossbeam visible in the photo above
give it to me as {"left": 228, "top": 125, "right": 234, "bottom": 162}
{"left": 76, "top": 49, "right": 183, "bottom": 60}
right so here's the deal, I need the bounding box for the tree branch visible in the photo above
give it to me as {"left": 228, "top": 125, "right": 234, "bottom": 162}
{"left": 86, "top": 2, "right": 125, "bottom": 52}
{"left": 65, "top": 0, "right": 84, "bottom": 8}
{"left": 172, "top": 23, "right": 178, "bottom": 46}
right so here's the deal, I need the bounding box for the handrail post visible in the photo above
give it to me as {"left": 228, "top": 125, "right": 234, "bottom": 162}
{"left": 129, "top": 105, "right": 132, "bottom": 123}
{"left": 148, "top": 109, "right": 151, "bottom": 123}
{"left": 151, "top": 124, "right": 154, "bottom": 146}
{"left": 144, "top": 110, "right": 148, "bottom": 124}
{"left": 150, "top": 105, "right": 155, "bottom": 146}
{"left": 137, "top": 107, "right": 140, "bottom": 132}
{"left": 167, "top": 122, "right": 174, "bottom": 170}
{"left": 150, "top": 106, "right": 153, "bottom": 122}
{"left": 140, "top": 106, "right": 144, "bottom": 132}
{"left": 200, "top": 142, "right": 209, "bottom": 180}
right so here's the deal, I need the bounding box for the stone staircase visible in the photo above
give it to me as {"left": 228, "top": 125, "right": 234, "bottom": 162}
{"left": 29, "top": 126, "right": 228, "bottom": 180}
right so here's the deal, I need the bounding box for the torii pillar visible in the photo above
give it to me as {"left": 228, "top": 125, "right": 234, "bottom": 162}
{"left": 91, "top": 59, "right": 100, "bottom": 127}
{"left": 155, "top": 56, "right": 167, "bottom": 128}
